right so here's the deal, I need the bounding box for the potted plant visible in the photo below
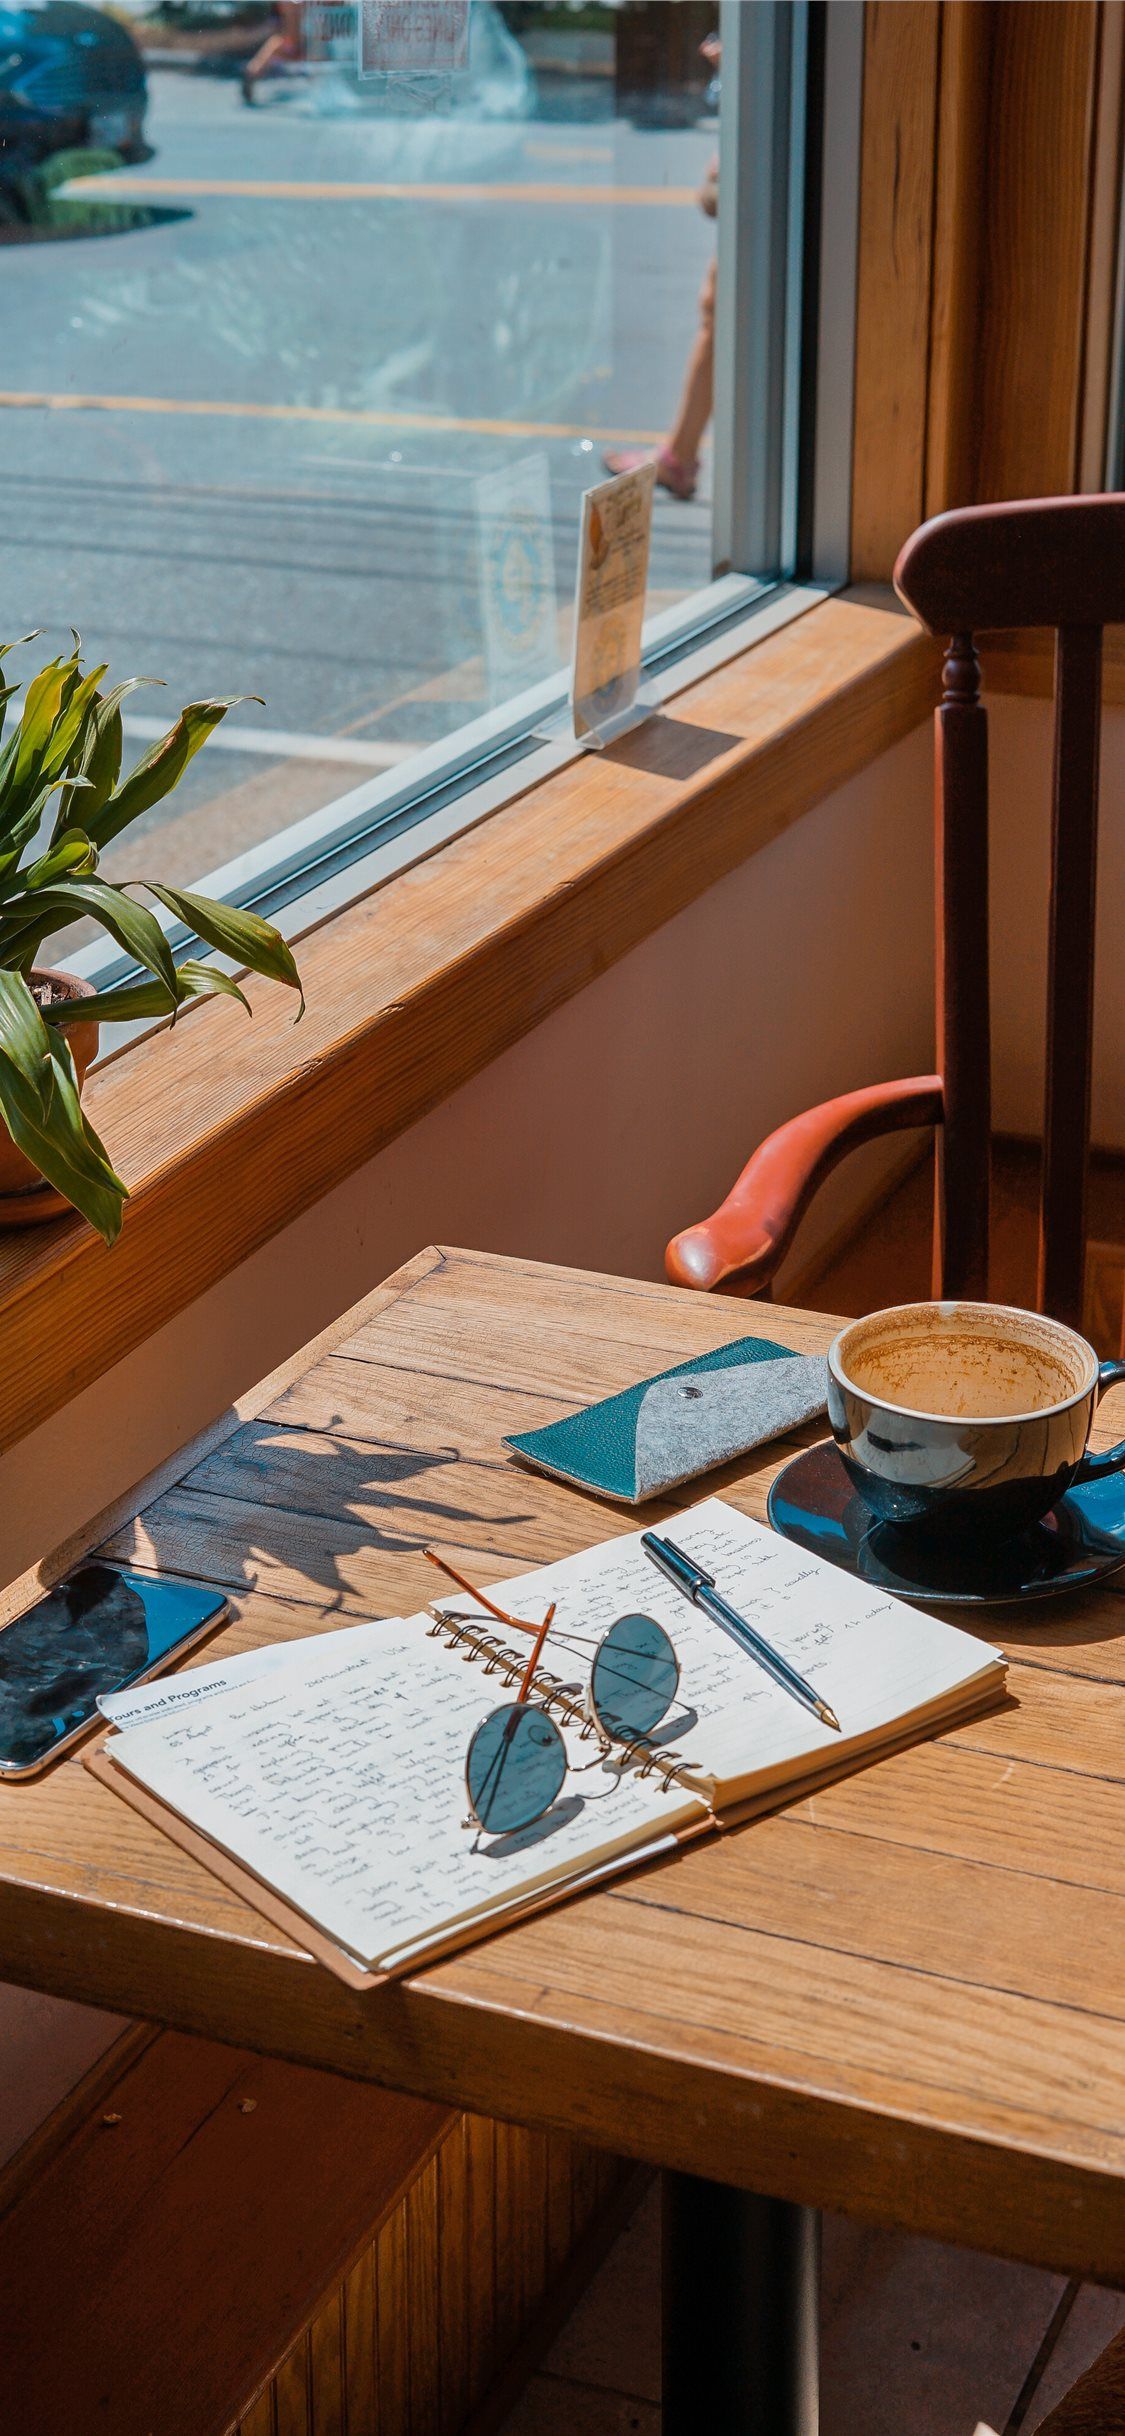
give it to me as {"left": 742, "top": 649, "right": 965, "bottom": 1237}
{"left": 0, "top": 634, "right": 304, "bottom": 1246}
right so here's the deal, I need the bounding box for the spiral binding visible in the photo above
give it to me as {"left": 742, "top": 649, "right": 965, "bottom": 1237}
{"left": 426, "top": 1606, "right": 709, "bottom": 1804}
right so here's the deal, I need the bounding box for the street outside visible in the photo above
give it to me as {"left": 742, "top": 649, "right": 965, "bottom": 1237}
{"left": 1, "top": 50, "right": 717, "bottom": 883}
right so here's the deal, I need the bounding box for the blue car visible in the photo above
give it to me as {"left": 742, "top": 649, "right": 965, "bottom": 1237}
{"left": 0, "top": 1, "right": 147, "bottom": 180}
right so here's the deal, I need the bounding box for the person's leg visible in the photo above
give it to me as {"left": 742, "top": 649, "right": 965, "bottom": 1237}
{"left": 241, "top": 30, "right": 287, "bottom": 100}
{"left": 666, "top": 256, "right": 716, "bottom": 473}
{"left": 604, "top": 257, "right": 716, "bottom": 499}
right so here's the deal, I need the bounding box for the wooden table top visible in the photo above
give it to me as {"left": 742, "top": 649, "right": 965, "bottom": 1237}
{"left": 3, "top": 1246, "right": 1125, "bottom": 2286}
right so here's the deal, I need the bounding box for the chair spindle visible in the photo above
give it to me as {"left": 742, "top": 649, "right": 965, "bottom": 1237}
{"left": 933, "top": 633, "right": 991, "bottom": 1300}
{"left": 1039, "top": 624, "right": 1103, "bottom": 1330}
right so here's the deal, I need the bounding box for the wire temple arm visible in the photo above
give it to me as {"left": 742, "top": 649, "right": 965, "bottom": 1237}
{"left": 518, "top": 1604, "right": 556, "bottom": 1702}
{"left": 423, "top": 1545, "right": 538, "bottom": 1637}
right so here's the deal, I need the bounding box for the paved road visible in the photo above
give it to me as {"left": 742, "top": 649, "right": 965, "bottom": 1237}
{"left": 0, "top": 66, "right": 716, "bottom": 873}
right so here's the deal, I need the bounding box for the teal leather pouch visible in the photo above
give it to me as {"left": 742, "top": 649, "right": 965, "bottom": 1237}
{"left": 504, "top": 1335, "right": 827, "bottom": 1506}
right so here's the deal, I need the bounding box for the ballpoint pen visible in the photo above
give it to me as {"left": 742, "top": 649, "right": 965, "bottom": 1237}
{"left": 640, "top": 1531, "right": 842, "bottom": 1732}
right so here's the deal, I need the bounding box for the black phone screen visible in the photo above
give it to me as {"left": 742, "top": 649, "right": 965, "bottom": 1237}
{"left": 0, "top": 1565, "right": 228, "bottom": 1773}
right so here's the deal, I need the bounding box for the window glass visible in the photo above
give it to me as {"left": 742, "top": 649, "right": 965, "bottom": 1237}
{"left": 2, "top": 0, "right": 732, "bottom": 898}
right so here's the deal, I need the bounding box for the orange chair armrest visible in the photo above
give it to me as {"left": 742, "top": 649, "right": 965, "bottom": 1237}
{"left": 665, "top": 1077, "right": 944, "bottom": 1292}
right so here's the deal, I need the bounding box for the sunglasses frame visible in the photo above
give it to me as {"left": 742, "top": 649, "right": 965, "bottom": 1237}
{"left": 463, "top": 1697, "right": 569, "bottom": 1837}
{"left": 423, "top": 1552, "right": 683, "bottom": 1840}
{"left": 580, "top": 1612, "right": 681, "bottom": 1759}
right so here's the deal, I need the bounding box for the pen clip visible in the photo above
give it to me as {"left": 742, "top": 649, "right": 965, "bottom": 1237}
{"left": 661, "top": 1536, "right": 715, "bottom": 1591}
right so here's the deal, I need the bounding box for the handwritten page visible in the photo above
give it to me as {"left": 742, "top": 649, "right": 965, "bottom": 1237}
{"left": 104, "top": 1496, "right": 1004, "bottom": 1976}
{"left": 107, "top": 1616, "right": 693, "bottom": 1972}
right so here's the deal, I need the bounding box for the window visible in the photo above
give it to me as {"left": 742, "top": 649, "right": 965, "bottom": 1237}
{"left": 0, "top": 0, "right": 860, "bottom": 994}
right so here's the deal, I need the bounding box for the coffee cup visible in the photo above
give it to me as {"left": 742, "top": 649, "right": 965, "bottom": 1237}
{"left": 826, "top": 1299, "right": 1125, "bottom": 1542}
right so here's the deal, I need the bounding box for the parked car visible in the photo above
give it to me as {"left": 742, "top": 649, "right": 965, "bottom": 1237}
{"left": 0, "top": 1, "right": 147, "bottom": 177}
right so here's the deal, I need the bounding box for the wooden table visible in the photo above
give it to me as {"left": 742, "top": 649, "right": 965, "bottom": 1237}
{"left": 4, "top": 1248, "right": 1125, "bottom": 2426}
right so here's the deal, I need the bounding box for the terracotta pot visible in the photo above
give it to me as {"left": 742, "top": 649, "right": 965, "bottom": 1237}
{"left": 0, "top": 967, "right": 100, "bottom": 1209}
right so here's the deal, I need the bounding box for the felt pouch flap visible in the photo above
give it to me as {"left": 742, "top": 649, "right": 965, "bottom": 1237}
{"left": 505, "top": 1337, "right": 827, "bottom": 1505}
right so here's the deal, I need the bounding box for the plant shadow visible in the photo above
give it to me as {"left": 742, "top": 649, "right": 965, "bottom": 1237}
{"left": 0, "top": 200, "right": 192, "bottom": 246}
{"left": 168, "top": 1416, "right": 541, "bottom": 1606}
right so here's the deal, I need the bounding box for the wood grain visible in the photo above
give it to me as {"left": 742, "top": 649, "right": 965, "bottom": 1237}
{"left": 855, "top": 0, "right": 1119, "bottom": 559}
{"left": 0, "top": 2000, "right": 627, "bottom": 2434}
{"left": 3, "top": 1248, "right": 1125, "bottom": 2289}
{"left": 973, "top": 1, "right": 1102, "bottom": 502}
{"left": 0, "top": 2029, "right": 450, "bottom": 2436}
{"left": 850, "top": 2, "right": 942, "bottom": 579}
{"left": 0, "top": 594, "right": 934, "bottom": 1463}
{"left": 925, "top": 0, "right": 993, "bottom": 517}
{"left": 1078, "top": 1, "right": 1125, "bottom": 489}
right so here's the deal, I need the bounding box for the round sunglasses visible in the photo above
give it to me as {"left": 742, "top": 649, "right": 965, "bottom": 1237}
{"left": 423, "top": 1550, "right": 680, "bottom": 1839}
{"left": 465, "top": 1609, "right": 681, "bottom": 1836}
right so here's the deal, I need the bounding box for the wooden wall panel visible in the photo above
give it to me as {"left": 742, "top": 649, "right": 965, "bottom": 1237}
{"left": 0, "top": 2022, "right": 628, "bottom": 2436}
{"left": 973, "top": 1, "right": 1103, "bottom": 505}
{"left": 850, "top": 1, "right": 942, "bottom": 578}
{"left": 269, "top": 2110, "right": 630, "bottom": 2436}
{"left": 1079, "top": 1, "right": 1125, "bottom": 488}
{"left": 852, "top": 0, "right": 1122, "bottom": 576}
{"left": 925, "top": 0, "right": 993, "bottom": 516}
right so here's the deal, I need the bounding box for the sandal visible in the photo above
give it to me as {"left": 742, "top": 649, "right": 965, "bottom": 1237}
{"left": 601, "top": 445, "right": 698, "bottom": 500}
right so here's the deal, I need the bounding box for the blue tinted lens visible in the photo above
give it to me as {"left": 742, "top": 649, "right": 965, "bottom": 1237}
{"left": 466, "top": 1702, "right": 568, "bottom": 1835}
{"left": 589, "top": 1613, "right": 679, "bottom": 1742}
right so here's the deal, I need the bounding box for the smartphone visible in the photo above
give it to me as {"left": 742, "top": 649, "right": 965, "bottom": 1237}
{"left": 0, "top": 1564, "right": 230, "bottom": 1779}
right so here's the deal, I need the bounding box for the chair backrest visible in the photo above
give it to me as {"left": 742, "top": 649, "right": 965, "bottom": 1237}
{"left": 893, "top": 494, "right": 1125, "bottom": 1332}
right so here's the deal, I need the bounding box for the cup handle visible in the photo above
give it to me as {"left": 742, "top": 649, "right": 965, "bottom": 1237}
{"left": 1073, "top": 1358, "right": 1125, "bottom": 1483}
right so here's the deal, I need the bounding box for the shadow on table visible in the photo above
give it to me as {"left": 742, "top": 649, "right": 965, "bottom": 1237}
{"left": 169, "top": 1417, "right": 541, "bottom": 1605}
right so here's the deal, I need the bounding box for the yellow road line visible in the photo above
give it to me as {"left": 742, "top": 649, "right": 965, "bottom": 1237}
{"left": 66, "top": 173, "right": 695, "bottom": 206}
{"left": 0, "top": 389, "right": 662, "bottom": 443}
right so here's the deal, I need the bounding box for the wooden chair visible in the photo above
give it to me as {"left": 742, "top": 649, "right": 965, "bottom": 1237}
{"left": 666, "top": 495, "right": 1125, "bottom": 1332}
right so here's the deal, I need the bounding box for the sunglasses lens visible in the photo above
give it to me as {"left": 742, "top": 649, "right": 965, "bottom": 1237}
{"left": 466, "top": 1703, "right": 568, "bottom": 1835}
{"left": 590, "top": 1613, "right": 679, "bottom": 1743}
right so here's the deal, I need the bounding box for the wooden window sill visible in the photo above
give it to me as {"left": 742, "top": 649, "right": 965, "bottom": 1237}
{"left": 0, "top": 591, "right": 938, "bottom": 1455}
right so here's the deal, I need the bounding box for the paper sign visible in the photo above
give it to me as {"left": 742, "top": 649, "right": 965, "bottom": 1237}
{"left": 570, "top": 460, "right": 656, "bottom": 744}
{"left": 358, "top": 0, "right": 470, "bottom": 74}
{"left": 476, "top": 453, "right": 559, "bottom": 704}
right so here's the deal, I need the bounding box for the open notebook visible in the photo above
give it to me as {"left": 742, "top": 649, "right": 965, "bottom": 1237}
{"left": 87, "top": 1496, "right": 1006, "bottom": 1988}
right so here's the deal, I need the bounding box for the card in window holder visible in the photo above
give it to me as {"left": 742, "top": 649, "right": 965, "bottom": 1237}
{"left": 571, "top": 462, "right": 657, "bottom": 747}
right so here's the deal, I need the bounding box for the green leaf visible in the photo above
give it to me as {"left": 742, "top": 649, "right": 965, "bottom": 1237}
{"left": 13, "top": 655, "right": 70, "bottom": 787}
{"left": 0, "top": 878, "right": 179, "bottom": 995}
{"left": 40, "top": 663, "right": 108, "bottom": 782}
{"left": 42, "top": 976, "right": 176, "bottom": 1025}
{"left": 0, "top": 974, "right": 126, "bottom": 1243}
{"left": 0, "top": 729, "right": 23, "bottom": 826}
{"left": 0, "top": 1036, "right": 126, "bottom": 1245}
{"left": 41, "top": 957, "right": 252, "bottom": 1027}
{"left": 54, "top": 676, "right": 160, "bottom": 837}
{"left": 0, "top": 638, "right": 40, "bottom": 750}
{"left": 0, "top": 967, "right": 53, "bottom": 1082}
{"left": 90, "top": 696, "right": 258, "bottom": 848}
{"left": 0, "top": 651, "right": 98, "bottom": 848}
{"left": 148, "top": 887, "right": 304, "bottom": 1014}
{"left": 22, "top": 829, "right": 98, "bottom": 890}
{"left": 0, "top": 774, "right": 90, "bottom": 896}
{"left": 174, "top": 958, "right": 252, "bottom": 1013}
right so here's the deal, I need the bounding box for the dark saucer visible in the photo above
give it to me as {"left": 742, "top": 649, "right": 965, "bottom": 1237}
{"left": 766, "top": 1438, "right": 1125, "bottom": 1605}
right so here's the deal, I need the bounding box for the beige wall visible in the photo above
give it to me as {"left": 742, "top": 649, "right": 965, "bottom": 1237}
{"left": 0, "top": 719, "right": 936, "bottom": 2165}
{"left": 988, "top": 694, "right": 1125, "bottom": 1145}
